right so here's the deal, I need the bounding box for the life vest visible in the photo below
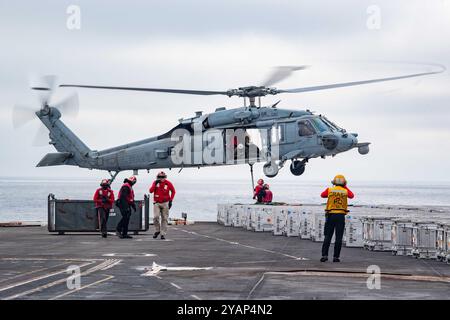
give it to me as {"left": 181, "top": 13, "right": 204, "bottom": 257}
{"left": 150, "top": 180, "right": 175, "bottom": 203}
{"left": 325, "top": 186, "right": 349, "bottom": 214}
{"left": 94, "top": 187, "right": 114, "bottom": 209}
{"left": 263, "top": 190, "right": 273, "bottom": 203}
{"left": 254, "top": 184, "right": 263, "bottom": 198}
{"left": 118, "top": 182, "right": 135, "bottom": 204}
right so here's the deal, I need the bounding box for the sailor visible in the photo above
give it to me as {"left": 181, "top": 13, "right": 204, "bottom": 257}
{"left": 253, "top": 178, "right": 264, "bottom": 202}
{"left": 262, "top": 184, "right": 273, "bottom": 203}
{"left": 320, "top": 174, "right": 354, "bottom": 262}
{"left": 93, "top": 179, "right": 115, "bottom": 238}
{"left": 149, "top": 171, "right": 176, "bottom": 240}
{"left": 116, "top": 176, "right": 137, "bottom": 239}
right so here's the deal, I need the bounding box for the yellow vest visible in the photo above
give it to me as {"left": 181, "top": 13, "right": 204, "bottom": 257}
{"left": 325, "top": 186, "right": 349, "bottom": 214}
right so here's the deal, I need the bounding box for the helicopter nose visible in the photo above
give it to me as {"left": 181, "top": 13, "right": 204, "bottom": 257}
{"left": 337, "top": 133, "right": 357, "bottom": 151}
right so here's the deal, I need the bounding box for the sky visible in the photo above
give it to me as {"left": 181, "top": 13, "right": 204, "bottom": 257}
{"left": 0, "top": 0, "right": 450, "bottom": 183}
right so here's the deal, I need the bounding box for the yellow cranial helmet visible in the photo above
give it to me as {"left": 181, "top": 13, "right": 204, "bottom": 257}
{"left": 332, "top": 174, "right": 347, "bottom": 186}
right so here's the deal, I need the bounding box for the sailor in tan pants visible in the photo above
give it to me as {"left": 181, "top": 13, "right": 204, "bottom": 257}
{"left": 149, "top": 171, "right": 176, "bottom": 240}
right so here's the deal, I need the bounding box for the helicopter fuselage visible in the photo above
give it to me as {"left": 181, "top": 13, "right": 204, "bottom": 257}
{"left": 35, "top": 104, "right": 369, "bottom": 179}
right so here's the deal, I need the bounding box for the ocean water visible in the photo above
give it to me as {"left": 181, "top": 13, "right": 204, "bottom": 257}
{"left": 0, "top": 177, "right": 450, "bottom": 222}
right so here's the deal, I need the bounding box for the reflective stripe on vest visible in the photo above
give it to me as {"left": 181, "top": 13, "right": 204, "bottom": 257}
{"left": 99, "top": 189, "right": 111, "bottom": 198}
{"left": 325, "top": 186, "right": 348, "bottom": 214}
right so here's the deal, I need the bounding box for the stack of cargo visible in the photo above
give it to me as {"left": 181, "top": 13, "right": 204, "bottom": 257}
{"left": 436, "top": 222, "right": 448, "bottom": 262}
{"left": 231, "top": 205, "right": 245, "bottom": 227}
{"left": 446, "top": 224, "right": 450, "bottom": 263}
{"left": 253, "top": 205, "right": 274, "bottom": 232}
{"left": 272, "top": 206, "right": 288, "bottom": 236}
{"left": 362, "top": 216, "right": 394, "bottom": 251}
{"left": 299, "top": 207, "right": 314, "bottom": 239}
{"left": 310, "top": 212, "right": 330, "bottom": 242}
{"left": 412, "top": 221, "right": 439, "bottom": 259}
{"left": 345, "top": 214, "right": 364, "bottom": 247}
{"left": 391, "top": 219, "right": 414, "bottom": 256}
{"left": 216, "top": 203, "right": 450, "bottom": 264}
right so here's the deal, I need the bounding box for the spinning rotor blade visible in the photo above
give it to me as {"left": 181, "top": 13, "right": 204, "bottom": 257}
{"left": 261, "top": 65, "right": 309, "bottom": 87}
{"left": 278, "top": 65, "right": 446, "bottom": 94}
{"left": 59, "top": 84, "right": 229, "bottom": 96}
{"left": 50, "top": 92, "right": 79, "bottom": 118}
{"left": 12, "top": 104, "right": 37, "bottom": 129}
{"left": 32, "top": 124, "right": 49, "bottom": 147}
{"left": 30, "top": 75, "right": 57, "bottom": 106}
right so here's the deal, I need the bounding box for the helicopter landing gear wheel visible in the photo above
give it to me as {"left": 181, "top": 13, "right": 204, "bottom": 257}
{"left": 290, "top": 160, "right": 306, "bottom": 176}
{"left": 263, "top": 162, "right": 279, "bottom": 178}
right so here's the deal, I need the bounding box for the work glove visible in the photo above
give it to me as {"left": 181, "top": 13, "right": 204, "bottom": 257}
{"left": 168, "top": 201, "right": 173, "bottom": 209}
{"left": 131, "top": 203, "right": 137, "bottom": 212}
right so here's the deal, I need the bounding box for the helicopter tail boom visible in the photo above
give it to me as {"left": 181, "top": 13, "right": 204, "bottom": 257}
{"left": 35, "top": 107, "right": 92, "bottom": 168}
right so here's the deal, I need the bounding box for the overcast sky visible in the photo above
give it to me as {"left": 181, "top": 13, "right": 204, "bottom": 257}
{"left": 0, "top": 0, "right": 449, "bottom": 183}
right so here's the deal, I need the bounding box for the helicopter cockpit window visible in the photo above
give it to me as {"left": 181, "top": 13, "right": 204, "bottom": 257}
{"left": 298, "top": 120, "right": 316, "bottom": 137}
{"left": 311, "top": 118, "right": 330, "bottom": 133}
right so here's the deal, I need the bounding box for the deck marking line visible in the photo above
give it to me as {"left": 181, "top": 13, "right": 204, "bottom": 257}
{"left": 175, "top": 229, "right": 308, "bottom": 261}
{"left": 170, "top": 282, "right": 182, "bottom": 290}
{"left": 0, "top": 261, "right": 74, "bottom": 284}
{"left": 0, "top": 261, "right": 94, "bottom": 293}
{"left": 191, "top": 295, "right": 201, "bottom": 300}
{"left": 3, "top": 259, "right": 120, "bottom": 300}
{"left": 50, "top": 275, "right": 114, "bottom": 300}
{"left": 141, "top": 262, "right": 213, "bottom": 277}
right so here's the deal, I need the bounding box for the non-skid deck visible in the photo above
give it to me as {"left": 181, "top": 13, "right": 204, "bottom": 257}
{"left": 0, "top": 223, "right": 448, "bottom": 300}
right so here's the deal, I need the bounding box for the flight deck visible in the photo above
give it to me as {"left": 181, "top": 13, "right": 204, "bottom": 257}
{"left": 0, "top": 222, "right": 449, "bottom": 300}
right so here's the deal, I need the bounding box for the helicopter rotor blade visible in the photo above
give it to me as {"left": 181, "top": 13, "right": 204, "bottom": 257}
{"left": 49, "top": 92, "right": 79, "bottom": 118}
{"left": 12, "top": 104, "right": 38, "bottom": 129}
{"left": 59, "top": 84, "right": 229, "bottom": 96}
{"left": 261, "top": 65, "right": 309, "bottom": 87}
{"left": 30, "top": 75, "right": 58, "bottom": 107}
{"left": 278, "top": 65, "right": 446, "bottom": 94}
{"left": 32, "top": 124, "right": 49, "bottom": 147}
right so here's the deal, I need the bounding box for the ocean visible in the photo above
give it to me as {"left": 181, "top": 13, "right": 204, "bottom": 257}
{"left": 1, "top": 177, "right": 449, "bottom": 222}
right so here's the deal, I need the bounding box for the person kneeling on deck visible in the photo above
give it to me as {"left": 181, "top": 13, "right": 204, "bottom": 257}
{"left": 93, "top": 179, "right": 115, "bottom": 238}
{"left": 116, "top": 176, "right": 137, "bottom": 239}
{"left": 262, "top": 184, "right": 273, "bottom": 204}
{"left": 253, "top": 178, "right": 264, "bottom": 202}
{"left": 320, "top": 175, "right": 354, "bottom": 263}
{"left": 150, "top": 171, "right": 176, "bottom": 240}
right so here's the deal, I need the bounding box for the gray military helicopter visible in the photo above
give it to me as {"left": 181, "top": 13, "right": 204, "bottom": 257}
{"left": 13, "top": 65, "right": 444, "bottom": 182}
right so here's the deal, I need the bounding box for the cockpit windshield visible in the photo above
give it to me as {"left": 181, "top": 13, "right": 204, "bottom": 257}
{"left": 310, "top": 117, "right": 330, "bottom": 133}
{"left": 321, "top": 116, "right": 343, "bottom": 132}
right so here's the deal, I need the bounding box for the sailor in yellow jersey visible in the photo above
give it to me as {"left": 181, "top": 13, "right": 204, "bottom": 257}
{"left": 320, "top": 175, "right": 355, "bottom": 262}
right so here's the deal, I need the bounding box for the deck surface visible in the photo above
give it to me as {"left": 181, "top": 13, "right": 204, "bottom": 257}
{"left": 0, "top": 223, "right": 449, "bottom": 300}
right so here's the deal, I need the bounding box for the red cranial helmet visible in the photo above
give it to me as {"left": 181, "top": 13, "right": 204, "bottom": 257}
{"left": 257, "top": 179, "right": 264, "bottom": 185}
{"left": 157, "top": 171, "right": 167, "bottom": 179}
{"left": 264, "top": 183, "right": 270, "bottom": 189}
{"left": 100, "top": 179, "right": 110, "bottom": 187}
{"left": 128, "top": 176, "right": 137, "bottom": 184}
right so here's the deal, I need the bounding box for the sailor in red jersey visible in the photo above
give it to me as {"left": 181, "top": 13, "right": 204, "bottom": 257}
{"left": 93, "top": 179, "right": 115, "bottom": 238}
{"left": 116, "top": 176, "right": 137, "bottom": 239}
{"left": 149, "top": 171, "right": 176, "bottom": 240}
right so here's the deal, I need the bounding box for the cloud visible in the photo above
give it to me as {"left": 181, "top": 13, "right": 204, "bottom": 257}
{"left": 0, "top": 0, "right": 449, "bottom": 181}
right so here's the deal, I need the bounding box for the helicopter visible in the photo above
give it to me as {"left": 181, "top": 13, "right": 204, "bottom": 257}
{"left": 13, "top": 65, "right": 444, "bottom": 183}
